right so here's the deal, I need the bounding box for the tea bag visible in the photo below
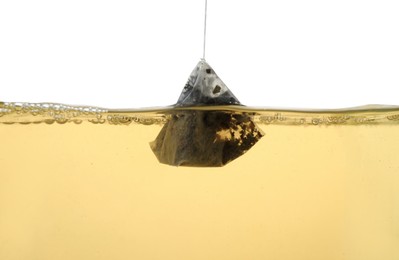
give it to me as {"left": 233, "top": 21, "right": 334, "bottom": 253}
{"left": 150, "top": 60, "right": 263, "bottom": 167}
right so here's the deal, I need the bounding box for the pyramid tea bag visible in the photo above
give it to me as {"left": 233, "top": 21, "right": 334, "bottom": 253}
{"left": 150, "top": 60, "right": 264, "bottom": 167}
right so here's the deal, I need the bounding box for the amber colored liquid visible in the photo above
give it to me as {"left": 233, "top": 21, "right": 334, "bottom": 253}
{"left": 0, "top": 102, "right": 398, "bottom": 260}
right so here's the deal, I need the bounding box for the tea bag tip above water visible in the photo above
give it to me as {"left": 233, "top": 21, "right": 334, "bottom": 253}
{"left": 150, "top": 60, "right": 263, "bottom": 167}
{"left": 176, "top": 60, "right": 241, "bottom": 106}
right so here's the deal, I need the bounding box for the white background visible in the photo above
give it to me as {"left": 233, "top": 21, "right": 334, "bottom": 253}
{"left": 0, "top": 0, "right": 398, "bottom": 109}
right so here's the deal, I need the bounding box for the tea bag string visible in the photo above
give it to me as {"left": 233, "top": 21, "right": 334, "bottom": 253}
{"left": 202, "top": 0, "right": 208, "bottom": 60}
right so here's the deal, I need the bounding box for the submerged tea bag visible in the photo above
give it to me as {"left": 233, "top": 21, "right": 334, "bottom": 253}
{"left": 150, "top": 61, "right": 263, "bottom": 167}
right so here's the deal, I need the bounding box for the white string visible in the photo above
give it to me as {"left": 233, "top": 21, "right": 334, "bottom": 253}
{"left": 202, "top": 0, "right": 208, "bottom": 60}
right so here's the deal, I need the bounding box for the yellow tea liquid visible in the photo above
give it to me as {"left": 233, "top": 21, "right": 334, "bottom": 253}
{"left": 0, "top": 102, "right": 398, "bottom": 260}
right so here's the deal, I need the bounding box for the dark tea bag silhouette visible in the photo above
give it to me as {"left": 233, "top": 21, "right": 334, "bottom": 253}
{"left": 150, "top": 60, "right": 263, "bottom": 167}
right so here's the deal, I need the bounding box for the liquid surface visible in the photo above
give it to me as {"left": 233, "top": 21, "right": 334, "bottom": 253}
{"left": 1, "top": 101, "right": 399, "bottom": 260}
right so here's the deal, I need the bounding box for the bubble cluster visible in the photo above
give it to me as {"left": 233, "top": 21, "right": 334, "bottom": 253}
{"left": 0, "top": 102, "right": 108, "bottom": 124}
{"left": 256, "top": 111, "right": 399, "bottom": 126}
{"left": 0, "top": 101, "right": 168, "bottom": 126}
{"left": 310, "top": 115, "right": 351, "bottom": 125}
{"left": 106, "top": 114, "right": 166, "bottom": 126}
{"left": 387, "top": 114, "right": 399, "bottom": 121}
